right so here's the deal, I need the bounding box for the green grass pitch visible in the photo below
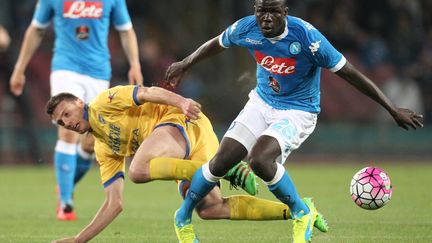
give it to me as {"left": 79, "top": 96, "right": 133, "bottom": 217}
{"left": 0, "top": 163, "right": 431, "bottom": 242}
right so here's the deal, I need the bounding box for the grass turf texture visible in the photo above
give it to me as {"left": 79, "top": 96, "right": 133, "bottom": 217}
{"left": 0, "top": 163, "right": 431, "bottom": 243}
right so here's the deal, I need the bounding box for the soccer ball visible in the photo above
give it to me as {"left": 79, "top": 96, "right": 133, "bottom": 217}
{"left": 350, "top": 166, "right": 393, "bottom": 210}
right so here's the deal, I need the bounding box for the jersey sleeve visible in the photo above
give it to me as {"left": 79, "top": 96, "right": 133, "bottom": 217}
{"left": 301, "top": 22, "right": 346, "bottom": 72}
{"left": 31, "top": 0, "right": 53, "bottom": 28}
{"left": 111, "top": 0, "right": 132, "bottom": 31}
{"left": 219, "top": 17, "right": 251, "bottom": 48}
{"left": 95, "top": 85, "right": 140, "bottom": 113}
{"left": 94, "top": 140, "right": 125, "bottom": 187}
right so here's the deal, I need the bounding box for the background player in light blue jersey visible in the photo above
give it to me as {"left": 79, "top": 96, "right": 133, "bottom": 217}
{"left": 9, "top": 0, "right": 143, "bottom": 221}
{"left": 165, "top": 0, "right": 423, "bottom": 242}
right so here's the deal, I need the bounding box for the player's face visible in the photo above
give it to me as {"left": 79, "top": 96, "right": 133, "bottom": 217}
{"left": 254, "top": 0, "right": 288, "bottom": 38}
{"left": 51, "top": 100, "right": 90, "bottom": 134}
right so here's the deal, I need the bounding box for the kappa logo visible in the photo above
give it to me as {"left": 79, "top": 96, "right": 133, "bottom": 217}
{"left": 309, "top": 40, "right": 321, "bottom": 55}
{"left": 246, "top": 38, "right": 262, "bottom": 45}
{"left": 108, "top": 91, "right": 118, "bottom": 103}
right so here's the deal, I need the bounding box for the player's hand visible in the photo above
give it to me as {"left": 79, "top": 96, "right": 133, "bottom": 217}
{"left": 391, "top": 107, "right": 423, "bottom": 130}
{"left": 51, "top": 236, "right": 77, "bottom": 243}
{"left": 165, "top": 61, "right": 187, "bottom": 88}
{"left": 9, "top": 70, "right": 26, "bottom": 96}
{"left": 128, "top": 65, "right": 143, "bottom": 86}
{"left": 181, "top": 98, "right": 201, "bottom": 121}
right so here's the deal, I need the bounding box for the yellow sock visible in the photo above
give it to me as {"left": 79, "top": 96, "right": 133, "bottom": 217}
{"left": 149, "top": 157, "right": 204, "bottom": 181}
{"left": 228, "top": 195, "right": 290, "bottom": 220}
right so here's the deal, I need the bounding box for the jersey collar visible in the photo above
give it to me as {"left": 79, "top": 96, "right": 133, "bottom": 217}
{"left": 83, "top": 104, "right": 89, "bottom": 121}
{"left": 266, "top": 19, "right": 288, "bottom": 44}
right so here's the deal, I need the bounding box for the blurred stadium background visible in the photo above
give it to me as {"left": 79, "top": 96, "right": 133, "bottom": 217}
{"left": 0, "top": 0, "right": 430, "bottom": 164}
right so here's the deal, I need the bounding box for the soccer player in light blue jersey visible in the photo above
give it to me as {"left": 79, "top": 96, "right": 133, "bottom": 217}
{"left": 165, "top": 0, "right": 423, "bottom": 242}
{"left": 10, "top": 0, "right": 143, "bottom": 221}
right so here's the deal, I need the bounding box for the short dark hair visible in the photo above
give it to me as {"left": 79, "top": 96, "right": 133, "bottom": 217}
{"left": 255, "top": 0, "right": 287, "bottom": 7}
{"left": 46, "top": 92, "right": 78, "bottom": 116}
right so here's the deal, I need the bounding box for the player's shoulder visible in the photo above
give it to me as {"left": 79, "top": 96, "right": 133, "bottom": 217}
{"left": 288, "top": 16, "right": 319, "bottom": 35}
{"left": 228, "top": 15, "right": 259, "bottom": 35}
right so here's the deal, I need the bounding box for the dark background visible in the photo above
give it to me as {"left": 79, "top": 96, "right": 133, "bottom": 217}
{"left": 0, "top": 0, "right": 430, "bottom": 164}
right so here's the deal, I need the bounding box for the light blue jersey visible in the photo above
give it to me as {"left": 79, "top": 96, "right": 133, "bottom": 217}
{"left": 32, "top": 0, "right": 132, "bottom": 80}
{"left": 219, "top": 16, "right": 346, "bottom": 113}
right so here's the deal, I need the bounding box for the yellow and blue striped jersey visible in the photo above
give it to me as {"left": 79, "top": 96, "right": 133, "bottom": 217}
{"left": 85, "top": 85, "right": 218, "bottom": 187}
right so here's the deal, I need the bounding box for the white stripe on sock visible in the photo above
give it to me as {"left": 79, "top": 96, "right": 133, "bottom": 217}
{"left": 55, "top": 140, "right": 77, "bottom": 155}
{"left": 202, "top": 162, "right": 222, "bottom": 183}
{"left": 264, "top": 163, "right": 286, "bottom": 186}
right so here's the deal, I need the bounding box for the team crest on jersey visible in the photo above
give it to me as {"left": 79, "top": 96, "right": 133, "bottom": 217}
{"left": 254, "top": 51, "right": 296, "bottom": 76}
{"left": 268, "top": 76, "right": 281, "bottom": 93}
{"left": 289, "top": 42, "right": 301, "bottom": 55}
{"left": 108, "top": 91, "right": 118, "bottom": 103}
{"left": 63, "top": 1, "right": 103, "bottom": 19}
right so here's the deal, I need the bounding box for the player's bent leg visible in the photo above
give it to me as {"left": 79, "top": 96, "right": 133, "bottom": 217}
{"left": 128, "top": 125, "right": 187, "bottom": 183}
{"left": 195, "top": 186, "right": 230, "bottom": 219}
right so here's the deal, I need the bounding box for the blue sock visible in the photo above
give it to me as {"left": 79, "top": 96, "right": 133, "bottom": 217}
{"left": 175, "top": 167, "right": 217, "bottom": 226}
{"left": 54, "top": 144, "right": 77, "bottom": 206}
{"left": 268, "top": 169, "right": 309, "bottom": 219}
{"left": 74, "top": 148, "right": 92, "bottom": 185}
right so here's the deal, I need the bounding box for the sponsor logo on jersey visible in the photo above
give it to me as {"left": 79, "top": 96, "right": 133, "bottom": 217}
{"left": 289, "top": 41, "right": 301, "bottom": 55}
{"left": 63, "top": 1, "right": 103, "bottom": 19}
{"left": 130, "top": 129, "right": 140, "bottom": 153}
{"left": 76, "top": 25, "right": 89, "bottom": 40}
{"left": 255, "top": 51, "right": 296, "bottom": 75}
{"left": 108, "top": 124, "right": 121, "bottom": 154}
{"left": 268, "top": 76, "right": 281, "bottom": 93}
{"left": 245, "top": 38, "right": 262, "bottom": 45}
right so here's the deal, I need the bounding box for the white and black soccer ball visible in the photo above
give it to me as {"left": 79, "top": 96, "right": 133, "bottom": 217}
{"left": 350, "top": 166, "right": 393, "bottom": 210}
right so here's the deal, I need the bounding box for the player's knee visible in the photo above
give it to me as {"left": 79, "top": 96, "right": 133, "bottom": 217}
{"left": 108, "top": 199, "right": 124, "bottom": 214}
{"left": 127, "top": 168, "right": 151, "bottom": 183}
{"left": 80, "top": 137, "right": 95, "bottom": 154}
{"left": 59, "top": 129, "right": 79, "bottom": 143}
{"left": 196, "top": 209, "right": 211, "bottom": 220}
{"left": 80, "top": 143, "right": 94, "bottom": 154}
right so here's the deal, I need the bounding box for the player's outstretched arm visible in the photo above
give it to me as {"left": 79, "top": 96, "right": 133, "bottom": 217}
{"left": 335, "top": 61, "right": 423, "bottom": 130}
{"left": 52, "top": 178, "right": 124, "bottom": 243}
{"left": 165, "top": 36, "right": 225, "bottom": 87}
{"left": 119, "top": 28, "right": 143, "bottom": 86}
{"left": 10, "top": 25, "right": 46, "bottom": 96}
{"left": 136, "top": 86, "right": 201, "bottom": 120}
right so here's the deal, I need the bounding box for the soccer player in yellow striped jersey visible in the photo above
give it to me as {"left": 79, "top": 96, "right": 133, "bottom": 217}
{"left": 47, "top": 85, "right": 300, "bottom": 243}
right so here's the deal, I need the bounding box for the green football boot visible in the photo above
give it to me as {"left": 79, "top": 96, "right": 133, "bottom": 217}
{"left": 292, "top": 197, "right": 318, "bottom": 243}
{"left": 302, "top": 198, "right": 329, "bottom": 233}
{"left": 174, "top": 210, "right": 200, "bottom": 243}
{"left": 224, "top": 161, "right": 258, "bottom": 196}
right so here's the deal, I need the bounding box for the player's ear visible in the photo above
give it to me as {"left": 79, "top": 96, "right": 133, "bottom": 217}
{"left": 77, "top": 99, "right": 85, "bottom": 108}
{"left": 284, "top": 7, "right": 289, "bottom": 15}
